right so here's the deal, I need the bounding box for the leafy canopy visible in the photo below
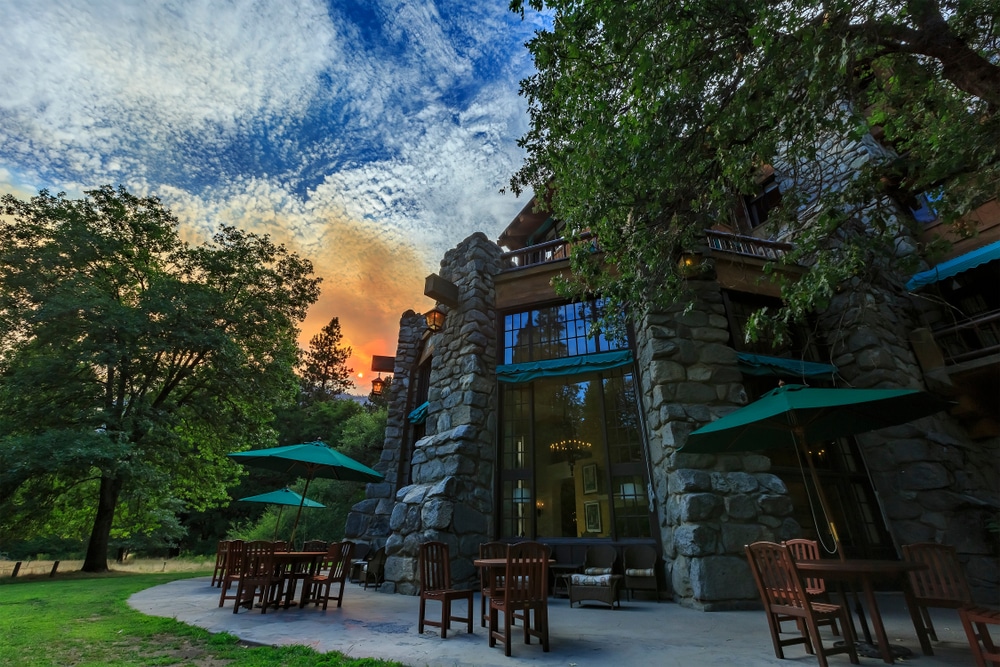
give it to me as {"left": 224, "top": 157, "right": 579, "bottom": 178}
{"left": 0, "top": 186, "right": 321, "bottom": 568}
{"left": 509, "top": 0, "right": 1000, "bottom": 328}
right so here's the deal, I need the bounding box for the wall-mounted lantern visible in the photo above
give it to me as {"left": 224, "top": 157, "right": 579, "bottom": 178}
{"left": 371, "top": 374, "right": 386, "bottom": 396}
{"left": 425, "top": 305, "right": 447, "bottom": 332}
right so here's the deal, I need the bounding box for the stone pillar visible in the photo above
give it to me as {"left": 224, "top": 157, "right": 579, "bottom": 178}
{"left": 635, "top": 278, "right": 798, "bottom": 610}
{"left": 372, "top": 232, "right": 502, "bottom": 594}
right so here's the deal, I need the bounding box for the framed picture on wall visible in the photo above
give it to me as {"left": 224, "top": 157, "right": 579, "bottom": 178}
{"left": 584, "top": 501, "right": 602, "bottom": 533}
{"left": 582, "top": 463, "right": 598, "bottom": 494}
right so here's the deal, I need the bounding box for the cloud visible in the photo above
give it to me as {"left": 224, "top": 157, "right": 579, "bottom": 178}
{"left": 0, "top": 0, "right": 539, "bottom": 388}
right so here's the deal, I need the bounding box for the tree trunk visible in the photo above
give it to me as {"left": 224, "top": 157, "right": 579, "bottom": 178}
{"left": 82, "top": 474, "right": 124, "bottom": 573}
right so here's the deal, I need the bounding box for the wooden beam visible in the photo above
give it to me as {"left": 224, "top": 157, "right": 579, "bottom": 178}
{"left": 424, "top": 274, "right": 460, "bottom": 308}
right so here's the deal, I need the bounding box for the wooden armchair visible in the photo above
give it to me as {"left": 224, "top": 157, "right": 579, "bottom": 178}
{"left": 308, "top": 541, "right": 354, "bottom": 610}
{"left": 745, "top": 541, "right": 858, "bottom": 667}
{"left": 418, "top": 541, "right": 474, "bottom": 638}
{"left": 623, "top": 544, "right": 659, "bottom": 602}
{"left": 488, "top": 541, "right": 550, "bottom": 656}
{"left": 568, "top": 544, "right": 623, "bottom": 609}
{"left": 902, "top": 542, "right": 974, "bottom": 641}
{"left": 479, "top": 541, "right": 507, "bottom": 627}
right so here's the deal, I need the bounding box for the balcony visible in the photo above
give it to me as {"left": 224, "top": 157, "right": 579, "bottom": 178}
{"left": 705, "top": 229, "right": 792, "bottom": 261}
{"left": 932, "top": 309, "right": 1000, "bottom": 366}
{"left": 500, "top": 234, "right": 599, "bottom": 272}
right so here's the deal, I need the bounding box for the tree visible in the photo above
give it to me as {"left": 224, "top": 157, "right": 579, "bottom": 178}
{"left": 300, "top": 317, "right": 354, "bottom": 400}
{"left": 0, "top": 186, "right": 321, "bottom": 571}
{"left": 509, "top": 0, "right": 1000, "bottom": 329}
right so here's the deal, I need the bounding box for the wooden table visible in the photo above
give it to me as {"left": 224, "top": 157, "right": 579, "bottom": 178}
{"left": 795, "top": 558, "right": 932, "bottom": 664}
{"left": 273, "top": 551, "right": 326, "bottom": 608}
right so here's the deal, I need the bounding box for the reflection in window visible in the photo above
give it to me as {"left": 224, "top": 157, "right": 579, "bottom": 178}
{"left": 500, "top": 367, "right": 651, "bottom": 540}
{"left": 503, "top": 299, "right": 626, "bottom": 364}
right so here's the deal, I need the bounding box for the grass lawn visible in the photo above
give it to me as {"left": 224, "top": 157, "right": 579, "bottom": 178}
{"left": 0, "top": 570, "right": 404, "bottom": 667}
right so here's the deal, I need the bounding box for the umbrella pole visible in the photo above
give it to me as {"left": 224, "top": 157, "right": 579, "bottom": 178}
{"left": 793, "top": 428, "right": 845, "bottom": 560}
{"left": 796, "top": 430, "right": 876, "bottom": 646}
{"left": 287, "top": 476, "right": 313, "bottom": 548}
{"left": 273, "top": 506, "right": 283, "bottom": 541}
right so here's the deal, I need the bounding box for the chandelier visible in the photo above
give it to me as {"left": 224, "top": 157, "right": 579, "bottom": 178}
{"left": 549, "top": 438, "right": 591, "bottom": 475}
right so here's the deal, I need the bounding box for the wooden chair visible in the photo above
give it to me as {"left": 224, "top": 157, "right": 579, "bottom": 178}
{"left": 479, "top": 541, "right": 508, "bottom": 627}
{"left": 745, "top": 541, "right": 858, "bottom": 667}
{"left": 568, "top": 544, "right": 623, "bottom": 609}
{"left": 308, "top": 541, "right": 354, "bottom": 610}
{"left": 233, "top": 540, "right": 280, "bottom": 614}
{"left": 211, "top": 540, "right": 230, "bottom": 588}
{"left": 217, "top": 539, "right": 245, "bottom": 607}
{"left": 418, "top": 541, "right": 474, "bottom": 638}
{"left": 959, "top": 606, "right": 1000, "bottom": 667}
{"left": 902, "top": 542, "right": 973, "bottom": 641}
{"left": 489, "top": 541, "right": 550, "bottom": 656}
{"left": 782, "top": 539, "right": 838, "bottom": 636}
{"left": 623, "top": 544, "right": 658, "bottom": 602}
{"left": 364, "top": 546, "right": 387, "bottom": 590}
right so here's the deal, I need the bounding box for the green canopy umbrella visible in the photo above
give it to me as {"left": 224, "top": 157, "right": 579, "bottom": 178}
{"left": 680, "top": 384, "right": 948, "bottom": 556}
{"left": 238, "top": 487, "right": 325, "bottom": 541}
{"left": 229, "top": 440, "right": 383, "bottom": 546}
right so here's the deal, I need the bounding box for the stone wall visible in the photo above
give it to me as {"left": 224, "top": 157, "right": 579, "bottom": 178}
{"left": 818, "top": 280, "right": 1000, "bottom": 602}
{"left": 377, "top": 232, "right": 502, "bottom": 594}
{"left": 634, "top": 277, "right": 800, "bottom": 610}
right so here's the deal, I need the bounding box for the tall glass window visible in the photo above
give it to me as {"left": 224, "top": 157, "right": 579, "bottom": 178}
{"left": 498, "top": 300, "right": 651, "bottom": 541}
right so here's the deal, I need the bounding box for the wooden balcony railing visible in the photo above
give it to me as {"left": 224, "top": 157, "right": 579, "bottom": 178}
{"left": 500, "top": 234, "right": 598, "bottom": 271}
{"left": 932, "top": 309, "right": 1000, "bottom": 366}
{"left": 705, "top": 229, "right": 792, "bottom": 260}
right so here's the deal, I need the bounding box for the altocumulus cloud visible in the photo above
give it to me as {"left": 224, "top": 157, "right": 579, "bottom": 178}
{"left": 0, "top": 0, "right": 541, "bottom": 382}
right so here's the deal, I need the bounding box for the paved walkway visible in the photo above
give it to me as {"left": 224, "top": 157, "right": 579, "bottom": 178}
{"left": 130, "top": 578, "right": 976, "bottom": 666}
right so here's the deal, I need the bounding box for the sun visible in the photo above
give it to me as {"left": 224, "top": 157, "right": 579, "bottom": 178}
{"left": 357, "top": 372, "right": 364, "bottom": 379}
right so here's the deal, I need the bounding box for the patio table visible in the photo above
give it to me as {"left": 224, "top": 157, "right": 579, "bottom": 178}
{"left": 273, "top": 551, "right": 326, "bottom": 608}
{"left": 795, "top": 558, "right": 931, "bottom": 664}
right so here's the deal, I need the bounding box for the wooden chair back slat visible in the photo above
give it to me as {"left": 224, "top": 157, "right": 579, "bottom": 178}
{"left": 903, "top": 542, "right": 973, "bottom": 605}
{"left": 784, "top": 538, "right": 826, "bottom": 595}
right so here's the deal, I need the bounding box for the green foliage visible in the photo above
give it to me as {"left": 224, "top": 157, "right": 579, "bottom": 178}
{"left": 300, "top": 316, "right": 355, "bottom": 400}
{"left": 0, "top": 573, "right": 403, "bottom": 666}
{"left": 0, "top": 186, "right": 321, "bottom": 570}
{"left": 509, "top": 0, "right": 1000, "bottom": 327}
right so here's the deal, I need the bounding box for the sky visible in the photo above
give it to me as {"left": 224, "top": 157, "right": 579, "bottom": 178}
{"left": 0, "top": 0, "right": 543, "bottom": 392}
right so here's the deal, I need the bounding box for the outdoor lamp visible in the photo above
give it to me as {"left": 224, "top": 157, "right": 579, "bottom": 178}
{"left": 371, "top": 374, "right": 385, "bottom": 396}
{"left": 425, "top": 305, "right": 446, "bottom": 332}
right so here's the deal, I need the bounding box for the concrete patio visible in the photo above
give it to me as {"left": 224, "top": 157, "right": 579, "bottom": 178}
{"left": 130, "top": 578, "right": 977, "bottom": 666}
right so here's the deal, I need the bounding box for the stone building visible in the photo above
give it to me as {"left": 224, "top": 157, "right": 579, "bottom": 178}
{"left": 345, "top": 130, "right": 999, "bottom": 609}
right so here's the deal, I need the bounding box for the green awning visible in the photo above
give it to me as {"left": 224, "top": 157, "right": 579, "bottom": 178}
{"left": 408, "top": 401, "right": 429, "bottom": 424}
{"left": 497, "top": 350, "right": 634, "bottom": 383}
{"left": 737, "top": 352, "right": 836, "bottom": 380}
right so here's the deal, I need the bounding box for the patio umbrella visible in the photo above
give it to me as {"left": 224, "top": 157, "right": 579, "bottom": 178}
{"left": 229, "top": 440, "right": 383, "bottom": 546}
{"left": 238, "top": 487, "right": 325, "bottom": 541}
{"left": 679, "top": 383, "right": 948, "bottom": 557}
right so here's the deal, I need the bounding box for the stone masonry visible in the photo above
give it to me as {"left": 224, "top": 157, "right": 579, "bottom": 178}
{"left": 634, "top": 277, "right": 800, "bottom": 610}
{"left": 347, "top": 232, "right": 502, "bottom": 593}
